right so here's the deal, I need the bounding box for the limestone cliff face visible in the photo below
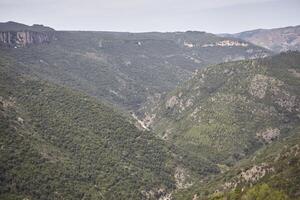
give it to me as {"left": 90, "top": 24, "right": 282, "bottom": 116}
{"left": 0, "top": 31, "right": 55, "bottom": 47}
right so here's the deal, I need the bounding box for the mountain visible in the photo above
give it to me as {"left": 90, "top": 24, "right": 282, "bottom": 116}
{"left": 147, "top": 51, "right": 300, "bottom": 164}
{"left": 0, "top": 22, "right": 271, "bottom": 114}
{"left": 0, "top": 49, "right": 222, "bottom": 200}
{"left": 1, "top": 21, "right": 299, "bottom": 200}
{"left": 221, "top": 25, "right": 300, "bottom": 52}
{"left": 1, "top": 49, "right": 299, "bottom": 200}
{"left": 144, "top": 51, "right": 300, "bottom": 199}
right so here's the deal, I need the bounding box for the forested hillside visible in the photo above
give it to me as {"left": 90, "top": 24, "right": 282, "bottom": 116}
{"left": 0, "top": 22, "right": 270, "bottom": 113}
{"left": 145, "top": 52, "right": 300, "bottom": 199}
{"left": 0, "top": 22, "right": 299, "bottom": 200}
{"left": 175, "top": 126, "right": 300, "bottom": 200}
{"left": 0, "top": 54, "right": 177, "bottom": 199}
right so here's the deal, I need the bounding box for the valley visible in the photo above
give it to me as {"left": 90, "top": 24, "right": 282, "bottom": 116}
{"left": 0, "top": 22, "right": 270, "bottom": 113}
{"left": 0, "top": 21, "right": 299, "bottom": 200}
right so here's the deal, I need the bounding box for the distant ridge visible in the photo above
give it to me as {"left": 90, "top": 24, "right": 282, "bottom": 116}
{"left": 220, "top": 25, "right": 300, "bottom": 52}
{"left": 0, "top": 21, "right": 270, "bottom": 112}
{"left": 0, "top": 21, "right": 54, "bottom": 32}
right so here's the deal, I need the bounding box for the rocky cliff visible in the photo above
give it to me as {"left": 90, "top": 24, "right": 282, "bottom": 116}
{"left": 0, "top": 21, "right": 55, "bottom": 47}
{"left": 0, "top": 31, "right": 55, "bottom": 47}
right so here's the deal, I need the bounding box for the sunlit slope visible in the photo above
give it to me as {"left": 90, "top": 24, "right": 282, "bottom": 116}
{"left": 150, "top": 51, "right": 300, "bottom": 165}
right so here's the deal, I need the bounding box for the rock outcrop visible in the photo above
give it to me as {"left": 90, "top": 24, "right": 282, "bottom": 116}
{"left": 0, "top": 31, "right": 55, "bottom": 47}
{"left": 0, "top": 21, "right": 55, "bottom": 47}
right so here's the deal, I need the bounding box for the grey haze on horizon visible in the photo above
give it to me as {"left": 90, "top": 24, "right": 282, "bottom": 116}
{"left": 0, "top": 0, "right": 299, "bottom": 34}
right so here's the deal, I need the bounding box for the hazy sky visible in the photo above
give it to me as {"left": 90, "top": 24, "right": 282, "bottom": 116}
{"left": 0, "top": 0, "right": 299, "bottom": 33}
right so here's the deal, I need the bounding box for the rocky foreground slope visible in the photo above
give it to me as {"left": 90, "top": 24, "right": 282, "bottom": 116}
{"left": 175, "top": 127, "right": 300, "bottom": 200}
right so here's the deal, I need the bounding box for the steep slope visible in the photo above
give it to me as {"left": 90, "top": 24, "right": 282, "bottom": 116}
{"left": 144, "top": 51, "right": 300, "bottom": 199}
{"left": 147, "top": 51, "right": 300, "bottom": 168}
{"left": 0, "top": 22, "right": 270, "bottom": 113}
{"left": 0, "top": 54, "right": 177, "bottom": 199}
{"left": 174, "top": 126, "right": 300, "bottom": 200}
{"left": 222, "top": 25, "right": 300, "bottom": 52}
{"left": 1, "top": 50, "right": 299, "bottom": 200}
{"left": 0, "top": 50, "right": 223, "bottom": 199}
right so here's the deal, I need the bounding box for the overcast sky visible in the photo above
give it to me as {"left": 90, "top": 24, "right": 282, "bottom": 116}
{"left": 0, "top": 0, "right": 299, "bottom": 33}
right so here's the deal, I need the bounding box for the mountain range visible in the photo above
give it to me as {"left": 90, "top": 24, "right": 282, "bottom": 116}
{"left": 0, "top": 22, "right": 271, "bottom": 114}
{"left": 0, "top": 22, "right": 299, "bottom": 200}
